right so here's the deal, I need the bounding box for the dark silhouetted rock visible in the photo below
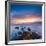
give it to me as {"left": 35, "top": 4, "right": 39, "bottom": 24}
{"left": 27, "top": 27, "right": 31, "bottom": 31}
{"left": 22, "top": 32, "right": 32, "bottom": 40}
{"left": 32, "top": 32, "right": 41, "bottom": 39}
{"left": 15, "top": 27, "right": 19, "bottom": 30}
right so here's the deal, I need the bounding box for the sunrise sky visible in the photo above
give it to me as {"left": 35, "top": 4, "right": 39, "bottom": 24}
{"left": 10, "top": 3, "right": 42, "bottom": 25}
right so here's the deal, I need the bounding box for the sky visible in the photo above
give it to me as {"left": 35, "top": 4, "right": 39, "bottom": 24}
{"left": 10, "top": 3, "right": 42, "bottom": 25}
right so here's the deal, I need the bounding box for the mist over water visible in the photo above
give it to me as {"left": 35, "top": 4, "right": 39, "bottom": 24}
{"left": 10, "top": 22, "right": 42, "bottom": 40}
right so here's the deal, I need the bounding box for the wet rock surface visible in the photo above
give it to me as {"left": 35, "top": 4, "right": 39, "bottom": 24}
{"left": 10, "top": 24, "right": 42, "bottom": 40}
{"left": 11, "top": 31, "right": 41, "bottom": 40}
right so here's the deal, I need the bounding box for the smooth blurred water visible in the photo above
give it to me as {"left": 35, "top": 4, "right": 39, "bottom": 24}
{"left": 10, "top": 22, "right": 42, "bottom": 40}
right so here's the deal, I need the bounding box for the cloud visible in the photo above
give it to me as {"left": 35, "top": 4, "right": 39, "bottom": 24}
{"left": 10, "top": 15, "right": 42, "bottom": 25}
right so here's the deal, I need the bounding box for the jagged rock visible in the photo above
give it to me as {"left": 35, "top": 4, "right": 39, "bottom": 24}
{"left": 32, "top": 32, "right": 41, "bottom": 39}
{"left": 22, "top": 32, "right": 32, "bottom": 40}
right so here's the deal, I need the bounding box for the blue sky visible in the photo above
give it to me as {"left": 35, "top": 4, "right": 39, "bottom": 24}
{"left": 10, "top": 3, "right": 42, "bottom": 18}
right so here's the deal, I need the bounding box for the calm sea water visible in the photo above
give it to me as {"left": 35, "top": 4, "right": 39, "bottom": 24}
{"left": 10, "top": 22, "right": 42, "bottom": 40}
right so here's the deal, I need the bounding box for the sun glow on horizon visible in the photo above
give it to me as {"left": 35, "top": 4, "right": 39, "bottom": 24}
{"left": 10, "top": 16, "right": 42, "bottom": 25}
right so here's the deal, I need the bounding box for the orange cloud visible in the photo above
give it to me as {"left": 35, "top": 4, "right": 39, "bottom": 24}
{"left": 10, "top": 16, "right": 42, "bottom": 25}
